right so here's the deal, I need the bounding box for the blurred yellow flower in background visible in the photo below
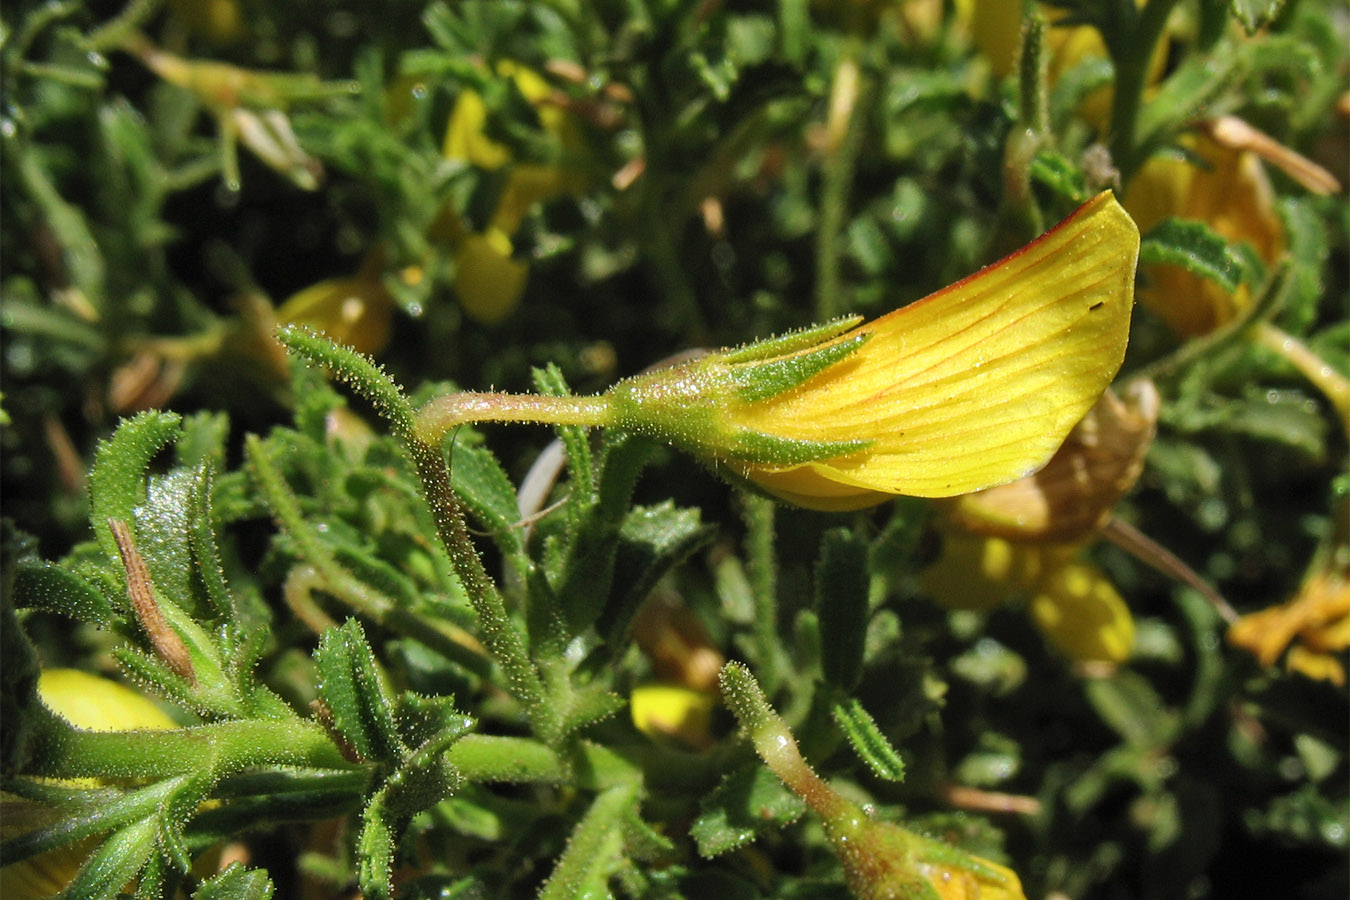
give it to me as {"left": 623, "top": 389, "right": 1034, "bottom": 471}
{"left": 1126, "top": 128, "right": 1284, "bottom": 337}
{"left": 923, "top": 382, "right": 1160, "bottom": 664}
{"left": 1126, "top": 116, "right": 1341, "bottom": 338}
{"left": 441, "top": 62, "right": 587, "bottom": 324}
{"left": 1, "top": 670, "right": 177, "bottom": 900}
{"left": 924, "top": 534, "right": 1136, "bottom": 664}
{"left": 629, "top": 685, "right": 716, "bottom": 749}
{"left": 629, "top": 594, "right": 723, "bottom": 748}
{"left": 1126, "top": 117, "right": 1348, "bottom": 433}
{"left": 1229, "top": 528, "right": 1350, "bottom": 686}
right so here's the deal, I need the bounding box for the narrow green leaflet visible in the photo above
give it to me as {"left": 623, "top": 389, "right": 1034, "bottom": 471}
{"left": 833, "top": 698, "right": 906, "bottom": 783}
{"left": 449, "top": 442, "right": 526, "bottom": 565}
{"left": 313, "top": 619, "right": 405, "bottom": 764}
{"left": 537, "top": 785, "right": 640, "bottom": 900}
{"left": 12, "top": 562, "right": 114, "bottom": 624}
{"left": 816, "top": 529, "right": 869, "bottom": 691}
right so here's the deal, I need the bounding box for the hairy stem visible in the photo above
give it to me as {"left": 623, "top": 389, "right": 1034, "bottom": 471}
{"left": 415, "top": 392, "right": 614, "bottom": 447}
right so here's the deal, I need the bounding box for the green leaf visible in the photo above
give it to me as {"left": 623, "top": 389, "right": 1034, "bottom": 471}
{"left": 89, "top": 411, "right": 182, "bottom": 576}
{"left": 1222, "top": 388, "right": 1329, "bottom": 457}
{"left": 832, "top": 699, "right": 906, "bottom": 782}
{"left": 1084, "top": 671, "right": 1180, "bottom": 749}
{"left": 191, "top": 863, "right": 275, "bottom": 900}
{"left": 691, "top": 764, "right": 807, "bottom": 858}
{"left": 0, "top": 776, "right": 189, "bottom": 866}
{"left": 1029, "top": 149, "right": 1089, "bottom": 206}
{"left": 356, "top": 783, "right": 398, "bottom": 900}
{"left": 536, "top": 784, "right": 640, "bottom": 900}
{"left": 444, "top": 734, "right": 568, "bottom": 784}
{"left": 602, "top": 501, "right": 715, "bottom": 641}
{"left": 534, "top": 364, "right": 596, "bottom": 512}
{"left": 722, "top": 316, "right": 862, "bottom": 363}
{"left": 1140, "top": 219, "right": 1255, "bottom": 294}
{"left": 554, "top": 433, "right": 656, "bottom": 634}
{"left": 174, "top": 411, "right": 231, "bottom": 472}
{"left": 136, "top": 467, "right": 203, "bottom": 618}
{"left": 57, "top": 818, "right": 158, "bottom": 900}
{"left": 276, "top": 327, "right": 417, "bottom": 440}
{"left": 953, "top": 732, "right": 1021, "bottom": 788}
{"left": 188, "top": 464, "right": 233, "bottom": 617}
{"left": 1230, "top": 0, "right": 1286, "bottom": 33}
{"left": 313, "top": 619, "right": 405, "bottom": 764}
{"left": 1278, "top": 197, "right": 1331, "bottom": 333}
{"left": 449, "top": 442, "right": 525, "bottom": 564}
{"left": 12, "top": 561, "right": 114, "bottom": 624}
{"left": 396, "top": 691, "right": 474, "bottom": 750}
{"left": 558, "top": 682, "right": 626, "bottom": 739}
{"left": 728, "top": 430, "right": 871, "bottom": 466}
{"left": 815, "top": 528, "right": 869, "bottom": 691}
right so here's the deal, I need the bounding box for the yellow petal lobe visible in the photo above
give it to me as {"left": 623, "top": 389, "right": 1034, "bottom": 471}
{"left": 1028, "top": 562, "right": 1135, "bottom": 664}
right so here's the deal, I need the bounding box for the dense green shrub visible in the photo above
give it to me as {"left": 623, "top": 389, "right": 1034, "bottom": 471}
{"left": 2, "top": 1, "right": 1346, "bottom": 897}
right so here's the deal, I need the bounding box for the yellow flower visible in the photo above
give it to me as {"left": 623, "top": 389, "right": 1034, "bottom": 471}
{"left": 681, "top": 191, "right": 1138, "bottom": 509}
{"left": 449, "top": 229, "right": 530, "bottom": 327}
{"left": 1229, "top": 567, "right": 1350, "bottom": 686}
{"left": 1125, "top": 131, "right": 1283, "bottom": 337}
{"left": 276, "top": 265, "right": 396, "bottom": 357}
{"left": 1028, "top": 559, "right": 1136, "bottom": 663}
{"left": 441, "top": 62, "right": 586, "bottom": 324}
{"left": 1, "top": 670, "right": 176, "bottom": 900}
{"left": 415, "top": 192, "right": 1139, "bottom": 511}
{"left": 924, "top": 536, "right": 1135, "bottom": 664}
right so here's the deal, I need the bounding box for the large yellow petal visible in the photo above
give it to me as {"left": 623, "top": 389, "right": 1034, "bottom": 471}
{"left": 737, "top": 191, "right": 1138, "bottom": 499}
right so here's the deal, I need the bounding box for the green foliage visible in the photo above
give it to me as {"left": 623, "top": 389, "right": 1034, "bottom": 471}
{"left": 2, "top": 0, "right": 1347, "bottom": 898}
